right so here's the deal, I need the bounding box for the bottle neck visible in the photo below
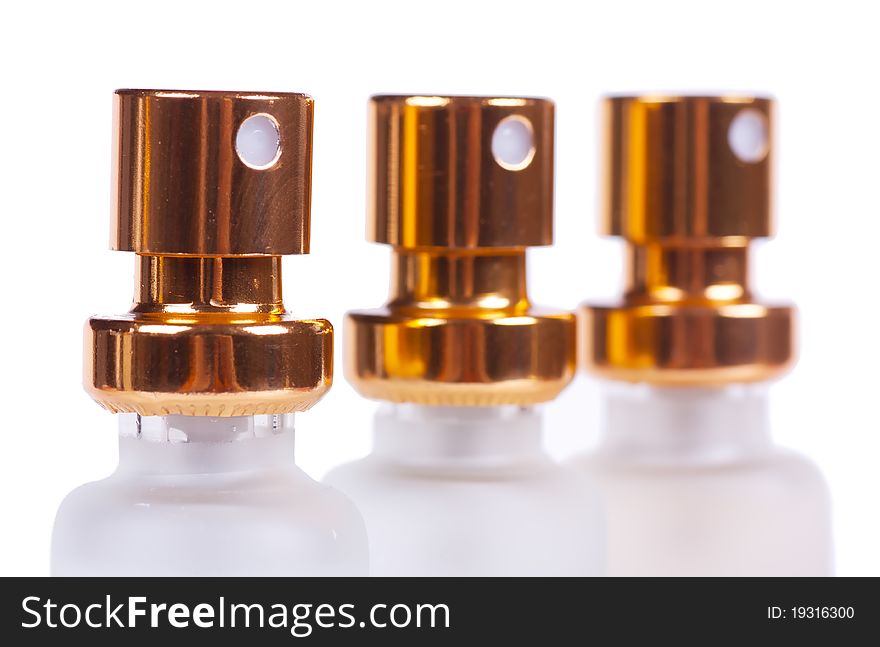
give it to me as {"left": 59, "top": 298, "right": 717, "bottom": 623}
{"left": 625, "top": 244, "right": 751, "bottom": 305}
{"left": 132, "top": 255, "right": 284, "bottom": 316}
{"left": 599, "top": 384, "right": 772, "bottom": 463}
{"left": 116, "top": 414, "right": 295, "bottom": 475}
{"left": 372, "top": 404, "right": 545, "bottom": 469}
{"left": 388, "top": 250, "right": 529, "bottom": 313}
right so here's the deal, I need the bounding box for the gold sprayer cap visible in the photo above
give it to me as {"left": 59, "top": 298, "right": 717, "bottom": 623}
{"left": 346, "top": 95, "right": 576, "bottom": 406}
{"left": 85, "top": 89, "right": 332, "bottom": 416}
{"left": 583, "top": 94, "right": 795, "bottom": 385}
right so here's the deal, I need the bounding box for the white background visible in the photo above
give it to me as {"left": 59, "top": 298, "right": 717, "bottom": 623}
{"left": 0, "top": 0, "right": 876, "bottom": 576}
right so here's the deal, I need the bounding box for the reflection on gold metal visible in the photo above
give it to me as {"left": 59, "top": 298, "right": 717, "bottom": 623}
{"left": 583, "top": 95, "right": 795, "bottom": 385}
{"left": 86, "top": 90, "right": 332, "bottom": 416}
{"left": 368, "top": 94, "right": 554, "bottom": 248}
{"left": 112, "top": 89, "right": 313, "bottom": 255}
{"left": 348, "top": 95, "right": 575, "bottom": 406}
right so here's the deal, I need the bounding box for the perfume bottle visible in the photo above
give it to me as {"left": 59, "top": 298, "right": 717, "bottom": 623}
{"left": 324, "top": 95, "right": 604, "bottom": 576}
{"left": 571, "top": 95, "right": 833, "bottom": 576}
{"left": 52, "top": 89, "right": 368, "bottom": 576}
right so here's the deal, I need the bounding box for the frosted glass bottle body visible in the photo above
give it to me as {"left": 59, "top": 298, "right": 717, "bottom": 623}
{"left": 52, "top": 414, "right": 368, "bottom": 576}
{"left": 325, "top": 405, "right": 604, "bottom": 577}
{"left": 570, "top": 385, "right": 833, "bottom": 576}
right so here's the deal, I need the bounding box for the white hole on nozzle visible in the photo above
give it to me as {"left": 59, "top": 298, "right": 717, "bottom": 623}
{"left": 728, "top": 109, "right": 769, "bottom": 164}
{"left": 491, "top": 115, "right": 536, "bottom": 171}
{"left": 236, "top": 113, "right": 281, "bottom": 169}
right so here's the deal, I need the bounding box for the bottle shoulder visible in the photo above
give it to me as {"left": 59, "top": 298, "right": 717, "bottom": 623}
{"left": 325, "top": 454, "right": 602, "bottom": 516}
{"left": 54, "top": 466, "right": 366, "bottom": 532}
{"left": 52, "top": 467, "right": 369, "bottom": 576}
{"left": 327, "top": 453, "right": 587, "bottom": 486}
{"left": 326, "top": 455, "right": 605, "bottom": 576}
{"left": 571, "top": 446, "right": 831, "bottom": 504}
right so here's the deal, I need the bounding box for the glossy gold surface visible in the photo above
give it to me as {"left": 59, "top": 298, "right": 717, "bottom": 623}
{"left": 349, "top": 95, "right": 574, "bottom": 405}
{"left": 87, "top": 256, "right": 332, "bottom": 415}
{"left": 113, "top": 89, "right": 313, "bottom": 255}
{"left": 347, "top": 251, "right": 575, "bottom": 405}
{"left": 603, "top": 95, "right": 772, "bottom": 242}
{"left": 584, "top": 95, "right": 795, "bottom": 385}
{"left": 369, "top": 95, "right": 554, "bottom": 248}
{"left": 87, "top": 90, "right": 330, "bottom": 416}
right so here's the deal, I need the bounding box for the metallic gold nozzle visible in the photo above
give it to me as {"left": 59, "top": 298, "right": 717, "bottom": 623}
{"left": 86, "top": 89, "right": 332, "bottom": 417}
{"left": 346, "top": 95, "right": 575, "bottom": 406}
{"left": 583, "top": 95, "right": 795, "bottom": 385}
